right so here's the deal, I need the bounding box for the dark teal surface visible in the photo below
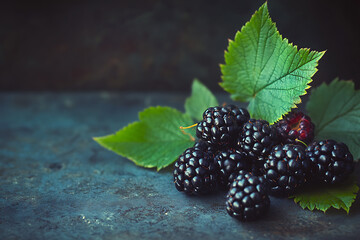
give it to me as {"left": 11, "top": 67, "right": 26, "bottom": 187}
{"left": 0, "top": 93, "right": 359, "bottom": 240}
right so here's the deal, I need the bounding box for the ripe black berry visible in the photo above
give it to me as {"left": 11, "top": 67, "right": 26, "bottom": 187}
{"left": 196, "top": 105, "right": 249, "bottom": 147}
{"left": 226, "top": 171, "right": 270, "bottom": 221}
{"left": 306, "top": 140, "right": 354, "bottom": 184}
{"left": 237, "top": 119, "right": 280, "bottom": 161}
{"left": 214, "top": 148, "right": 250, "bottom": 188}
{"left": 196, "top": 106, "right": 236, "bottom": 147}
{"left": 264, "top": 144, "right": 311, "bottom": 197}
{"left": 274, "top": 111, "right": 315, "bottom": 144}
{"left": 174, "top": 146, "right": 218, "bottom": 195}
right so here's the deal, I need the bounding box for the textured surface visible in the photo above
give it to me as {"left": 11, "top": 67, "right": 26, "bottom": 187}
{"left": 1, "top": 92, "right": 360, "bottom": 240}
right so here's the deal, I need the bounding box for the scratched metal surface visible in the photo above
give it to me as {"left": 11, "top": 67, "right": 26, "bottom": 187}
{"left": 0, "top": 93, "right": 359, "bottom": 240}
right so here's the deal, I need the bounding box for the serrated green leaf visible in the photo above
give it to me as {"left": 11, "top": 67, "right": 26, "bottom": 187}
{"left": 185, "top": 79, "right": 219, "bottom": 121}
{"left": 291, "top": 178, "right": 359, "bottom": 213}
{"left": 306, "top": 78, "right": 360, "bottom": 160}
{"left": 94, "top": 106, "right": 196, "bottom": 170}
{"left": 220, "top": 2, "right": 325, "bottom": 124}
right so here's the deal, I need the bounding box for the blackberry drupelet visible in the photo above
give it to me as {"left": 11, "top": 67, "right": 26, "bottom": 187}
{"left": 226, "top": 171, "right": 270, "bottom": 221}
{"left": 174, "top": 146, "right": 218, "bottom": 195}
{"left": 263, "top": 144, "right": 311, "bottom": 197}
{"left": 237, "top": 119, "right": 280, "bottom": 161}
{"left": 275, "top": 111, "right": 315, "bottom": 144}
{"left": 214, "top": 148, "right": 250, "bottom": 188}
{"left": 196, "top": 106, "right": 237, "bottom": 147}
{"left": 306, "top": 140, "right": 354, "bottom": 184}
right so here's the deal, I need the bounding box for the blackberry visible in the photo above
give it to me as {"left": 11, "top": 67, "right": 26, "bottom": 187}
{"left": 226, "top": 171, "right": 270, "bottom": 221}
{"left": 214, "top": 148, "right": 250, "bottom": 188}
{"left": 263, "top": 144, "right": 311, "bottom": 197}
{"left": 196, "top": 105, "right": 249, "bottom": 147}
{"left": 274, "top": 111, "right": 315, "bottom": 144}
{"left": 306, "top": 140, "right": 354, "bottom": 184}
{"left": 174, "top": 146, "right": 218, "bottom": 195}
{"left": 237, "top": 119, "right": 280, "bottom": 161}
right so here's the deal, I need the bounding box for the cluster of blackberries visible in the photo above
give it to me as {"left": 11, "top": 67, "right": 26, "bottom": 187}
{"left": 173, "top": 105, "right": 355, "bottom": 221}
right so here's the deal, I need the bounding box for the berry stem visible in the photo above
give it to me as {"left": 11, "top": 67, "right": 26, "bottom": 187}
{"left": 179, "top": 123, "right": 197, "bottom": 129}
{"left": 295, "top": 139, "right": 308, "bottom": 147}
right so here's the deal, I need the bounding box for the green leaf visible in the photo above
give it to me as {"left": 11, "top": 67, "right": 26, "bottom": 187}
{"left": 291, "top": 178, "right": 359, "bottom": 213}
{"left": 185, "top": 79, "right": 219, "bottom": 121}
{"left": 306, "top": 79, "right": 360, "bottom": 160}
{"left": 94, "top": 106, "right": 196, "bottom": 170}
{"left": 220, "top": 2, "right": 325, "bottom": 124}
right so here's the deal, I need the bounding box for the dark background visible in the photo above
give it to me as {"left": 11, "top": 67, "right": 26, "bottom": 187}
{"left": 1, "top": 0, "right": 359, "bottom": 92}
